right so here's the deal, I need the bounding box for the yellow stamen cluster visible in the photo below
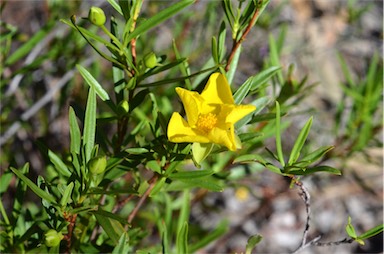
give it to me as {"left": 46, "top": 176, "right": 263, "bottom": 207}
{"left": 196, "top": 113, "right": 217, "bottom": 133}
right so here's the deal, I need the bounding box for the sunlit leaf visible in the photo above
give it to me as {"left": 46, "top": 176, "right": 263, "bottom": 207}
{"left": 10, "top": 165, "right": 56, "bottom": 204}
{"left": 83, "top": 87, "right": 97, "bottom": 163}
{"left": 245, "top": 234, "right": 263, "bottom": 254}
{"left": 77, "top": 64, "right": 110, "bottom": 101}
{"left": 287, "top": 117, "right": 313, "bottom": 165}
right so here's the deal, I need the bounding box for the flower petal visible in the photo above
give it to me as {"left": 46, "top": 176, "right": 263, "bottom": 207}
{"left": 225, "top": 104, "right": 256, "bottom": 124}
{"left": 175, "top": 87, "right": 203, "bottom": 126}
{"left": 167, "top": 113, "right": 210, "bottom": 143}
{"left": 201, "top": 73, "right": 234, "bottom": 104}
{"left": 206, "top": 125, "right": 237, "bottom": 151}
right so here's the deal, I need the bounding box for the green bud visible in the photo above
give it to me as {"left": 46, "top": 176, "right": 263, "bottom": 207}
{"left": 88, "top": 155, "right": 107, "bottom": 175}
{"left": 117, "top": 100, "right": 129, "bottom": 116}
{"left": 143, "top": 52, "right": 158, "bottom": 68}
{"left": 88, "top": 6, "right": 106, "bottom": 27}
{"left": 45, "top": 229, "right": 63, "bottom": 247}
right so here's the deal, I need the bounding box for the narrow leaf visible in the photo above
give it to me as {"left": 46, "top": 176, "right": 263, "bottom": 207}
{"left": 48, "top": 150, "right": 71, "bottom": 177}
{"left": 177, "top": 190, "right": 190, "bottom": 234}
{"left": 77, "top": 64, "right": 110, "bottom": 101}
{"left": 245, "top": 234, "right": 263, "bottom": 254}
{"left": 126, "top": 0, "right": 194, "bottom": 42}
{"left": 288, "top": 117, "right": 313, "bottom": 165}
{"left": 275, "top": 101, "right": 285, "bottom": 166}
{"left": 169, "top": 169, "right": 214, "bottom": 180}
{"left": 346, "top": 216, "right": 357, "bottom": 238}
{"left": 234, "top": 66, "right": 281, "bottom": 104}
{"left": 94, "top": 213, "right": 125, "bottom": 245}
{"left": 83, "top": 87, "right": 97, "bottom": 163}
{"left": 107, "top": 0, "right": 123, "bottom": 16}
{"left": 296, "top": 146, "right": 334, "bottom": 166}
{"left": 69, "top": 107, "right": 81, "bottom": 154}
{"left": 112, "top": 233, "right": 130, "bottom": 254}
{"left": 287, "top": 165, "right": 341, "bottom": 176}
{"left": 211, "top": 36, "right": 219, "bottom": 64}
{"left": 358, "top": 224, "right": 384, "bottom": 240}
{"left": 173, "top": 40, "right": 191, "bottom": 89}
{"left": 176, "top": 221, "right": 189, "bottom": 254}
{"left": 269, "top": 34, "right": 284, "bottom": 84}
{"left": 233, "top": 154, "right": 267, "bottom": 164}
{"left": 226, "top": 45, "right": 241, "bottom": 84}
{"left": 6, "top": 22, "right": 53, "bottom": 65}
{"left": 189, "top": 221, "right": 228, "bottom": 252}
{"left": 10, "top": 165, "right": 56, "bottom": 204}
{"left": 60, "top": 182, "right": 74, "bottom": 207}
{"left": 93, "top": 208, "right": 130, "bottom": 225}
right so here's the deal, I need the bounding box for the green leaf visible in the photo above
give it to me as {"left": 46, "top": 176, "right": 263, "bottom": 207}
{"left": 168, "top": 177, "right": 223, "bottom": 192}
{"left": 61, "top": 18, "right": 124, "bottom": 69}
{"left": 126, "top": 0, "right": 194, "bottom": 42}
{"left": 125, "top": 147, "right": 149, "bottom": 154}
{"left": 5, "top": 22, "right": 53, "bottom": 65}
{"left": 234, "top": 66, "right": 281, "bottom": 104}
{"left": 268, "top": 34, "right": 284, "bottom": 84}
{"left": 238, "top": 132, "right": 263, "bottom": 142}
{"left": 69, "top": 107, "right": 81, "bottom": 154}
{"left": 222, "top": 0, "right": 235, "bottom": 30}
{"left": 76, "top": 64, "right": 110, "bottom": 101}
{"left": 0, "top": 171, "right": 13, "bottom": 194}
{"left": 192, "top": 143, "right": 214, "bottom": 165}
{"left": 346, "top": 216, "right": 357, "bottom": 238}
{"left": 226, "top": 45, "right": 241, "bottom": 84}
{"left": 83, "top": 87, "right": 97, "bottom": 163}
{"left": 159, "top": 220, "right": 170, "bottom": 254}
{"left": 10, "top": 165, "right": 56, "bottom": 204}
{"left": 112, "top": 232, "right": 130, "bottom": 254}
{"left": 189, "top": 221, "right": 228, "bottom": 252}
{"left": 93, "top": 208, "right": 129, "bottom": 225}
{"left": 287, "top": 165, "right": 341, "bottom": 176}
{"left": 217, "top": 22, "right": 227, "bottom": 61}
{"left": 94, "top": 212, "right": 125, "bottom": 245}
{"left": 169, "top": 169, "right": 214, "bottom": 180}
{"left": 233, "top": 154, "right": 267, "bottom": 164}
{"left": 245, "top": 234, "right": 263, "bottom": 254}
{"left": 60, "top": 182, "right": 74, "bottom": 207}
{"left": 107, "top": 0, "right": 123, "bottom": 16}
{"left": 176, "top": 221, "right": 189, "bottom": 254}
{"left": 287, "top": 117, "right": 313, "bottom": 165}
{"left": 173, "top": 40, "right": 192, "bottom": 89}
{"left": 48, "top": 149, "right": 71, "bottom": 177}
{"left": 358, "top": 223, "right": 384, "bottom": 240}
{"left": 211, "top": 36, "right": 219, "bottom": 64}
{"left": 266, "top": 163, "right": 282, "bottom": 175}
{"left": 177, "top": 190, "right": 190, "bottom": 235}
{"left": 275, "top": 101, "right": 285, "bottom": 167}
{"left": 293, "top": 146, "right": 334, "bottom": 167}
{"left": 149, "top": 177, "right": 167, "bottom": 197}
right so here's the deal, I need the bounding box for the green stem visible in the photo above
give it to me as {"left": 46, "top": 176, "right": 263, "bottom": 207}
{"left": 0, "top": 199, "right": 13, "bottom": 244}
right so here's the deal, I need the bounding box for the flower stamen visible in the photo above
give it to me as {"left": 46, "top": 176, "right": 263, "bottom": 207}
{"left": 196, "top": 113, "right": 217, "bottom": 133}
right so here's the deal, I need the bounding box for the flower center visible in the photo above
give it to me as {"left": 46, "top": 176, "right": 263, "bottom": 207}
{"left": 196, "top": 113, "right": 217, "bottom": 133}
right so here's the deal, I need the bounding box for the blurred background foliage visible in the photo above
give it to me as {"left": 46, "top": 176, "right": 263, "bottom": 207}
{"left": 1, "top": 0, "right": 382, "bottom": 253}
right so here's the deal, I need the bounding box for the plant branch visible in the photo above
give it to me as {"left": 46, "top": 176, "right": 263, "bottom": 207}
{"left": 291, "top": 178, "right": 356, "bottom": 253}
{"left": 225, "top": 2, "right": 262, "bottom": 72}
{"left": 127, "top": 174, "right": 158, "bottom": 225}
{"left": 63, "top": 212, "right": 78, "bottom": 253}
{"left": 296, "top": 180, "right": 311, "bottom": 247}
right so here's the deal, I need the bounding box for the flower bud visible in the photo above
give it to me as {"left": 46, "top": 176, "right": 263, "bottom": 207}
{"left": 88, "top": 6, "right": 106, "bottom": 27}
{"left": 45, "top": 229, "right": 63, "bottom": 247}
{"left": 88, "top": 155, "right": 107, "bottom": 175}
{"left": 143, "top": 52, "right": 158, "bottom": 68}
{"left": 117, "top": 100, "right": 129, "bottom": 116}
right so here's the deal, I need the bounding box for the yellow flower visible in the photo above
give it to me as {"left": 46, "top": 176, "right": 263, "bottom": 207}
{"left": 167, "top": 73, "right": 256, "bottom": 151}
